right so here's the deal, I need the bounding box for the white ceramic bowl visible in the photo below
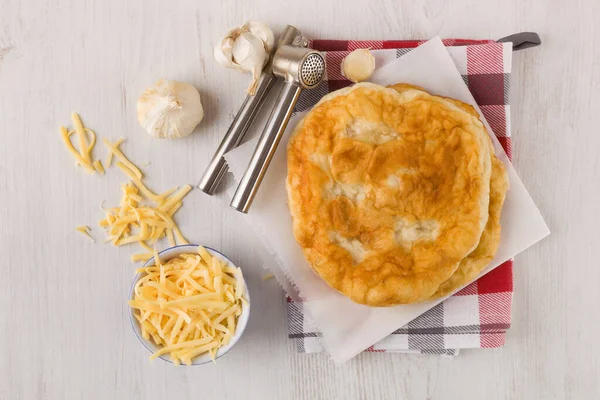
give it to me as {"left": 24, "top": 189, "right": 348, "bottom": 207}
{"left": 129, "top": 244, "right": 251, "bottom": 365}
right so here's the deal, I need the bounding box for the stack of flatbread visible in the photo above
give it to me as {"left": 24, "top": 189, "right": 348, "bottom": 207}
{"left": 286, "top": 82, "right": 508, "bottom": 306}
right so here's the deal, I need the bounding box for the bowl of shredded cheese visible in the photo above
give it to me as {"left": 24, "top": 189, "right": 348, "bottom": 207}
{"left": 129, "top": 244, "right": 250, "bottom": 365}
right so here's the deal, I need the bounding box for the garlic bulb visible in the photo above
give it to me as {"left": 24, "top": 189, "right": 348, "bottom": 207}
{"left": 137, "top": 79, "right": 204, "bottom": 139}
{"left": 214, "top": 21, "right": 275, "bottom": 95}
{"left": 341, "top": 49, "right": 376, "bottom": 83}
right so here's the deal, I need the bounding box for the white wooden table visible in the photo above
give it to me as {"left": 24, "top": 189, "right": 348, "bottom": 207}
{"left": 1, "top": 0, "right": 598, "bottom": 398}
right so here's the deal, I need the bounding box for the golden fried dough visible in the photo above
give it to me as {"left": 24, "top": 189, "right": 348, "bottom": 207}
{"left": 388, "top": 85, "right": 509, "bottom": 300}
{"left": 430, "top": 155, "right": 508, "bottom": 299}
{"left": 387, "top": 83, "right": 427, "bottom": 94}
{"left": 286, "top": 83, "right": 492, "bottom": 306}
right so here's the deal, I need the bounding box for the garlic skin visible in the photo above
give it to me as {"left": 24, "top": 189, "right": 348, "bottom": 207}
{"left": 137, "top": 80, "right": 204, "bottom": 139}
{"left": 214, "top": 21, "right": 275, "bottom": 95}
{"left": 341, "top": 49, "right": 376, "bottom": 83}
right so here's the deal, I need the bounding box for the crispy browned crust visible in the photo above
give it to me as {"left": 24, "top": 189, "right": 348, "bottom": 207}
{"left": 286, "top": 83, "right": 493, "bottom": 306}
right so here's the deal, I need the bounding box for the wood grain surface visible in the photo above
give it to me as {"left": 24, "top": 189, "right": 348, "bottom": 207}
{"left": 0, "top": 0, "right": 598, "bottom": 399}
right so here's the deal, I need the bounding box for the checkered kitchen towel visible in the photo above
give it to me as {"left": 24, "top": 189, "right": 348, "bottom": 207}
{"left": 288, "top": 39, "right": 514, "bottom": 354}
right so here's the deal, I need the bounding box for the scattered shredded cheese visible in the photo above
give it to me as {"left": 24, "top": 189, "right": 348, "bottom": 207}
{"left": 93, "top": 160, "right": 105, "bottom": 174}
{"left": 116, "top": 161, "right": 161, "bottom": 202}
{"left": 60, "top": 126, "right": 95, "bottom": 173}
{"left": 261, "top": 273, "right": 274, "bottom": 281}
{"left": 59, "top": 113, "right": 100, "bottom": 174}
{"left": 129, "top": 246, "right": 246, "bottom": 365}
{"left": 72, "top": 113, "right": 90, "bottom": 164}
{"left": 100, "top": 149, "right": 192, "bottom": 256}
{"left": 159, "top": 185, "right": 192, "bottom": 212}
{"left": 131, "top": 253, "right": 153, "bottom": 263}
{"left": 105, "top": 138, "right": 123, "bottom": 168}
{"left": 102, "top": 138, "right": 143, "bottom": 179}
{"left": 75, "top": 225, "right": 95, "bottom": 242}
{"left": 59, "top": 112, "right": 194, "bottom": 258}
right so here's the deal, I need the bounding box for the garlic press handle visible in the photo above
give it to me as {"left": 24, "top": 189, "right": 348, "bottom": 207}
{"left": 197, "top": 72, "right": 276, "bottom": 195}
{"left": 230, "top": 82, "right": 301, "bottom": 213}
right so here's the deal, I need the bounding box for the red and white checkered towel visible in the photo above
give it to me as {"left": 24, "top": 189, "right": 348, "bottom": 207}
{"left": 288, "top": 39, "right": 514, "bottom": 354}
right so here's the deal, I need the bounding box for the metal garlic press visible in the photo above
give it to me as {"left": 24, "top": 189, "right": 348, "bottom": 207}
{"left": 198, "top": 25, "right": 326, "bottom": 213}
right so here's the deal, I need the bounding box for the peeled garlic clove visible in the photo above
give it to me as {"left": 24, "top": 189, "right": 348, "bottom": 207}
{"left": 214, "top": 21, "right": 274, "bottom": 95}
{"left": 341, "top": 49, "right": 376, "bottom": 83}
{"left": 137, "top": 79, "right": 204, "bottom": 139}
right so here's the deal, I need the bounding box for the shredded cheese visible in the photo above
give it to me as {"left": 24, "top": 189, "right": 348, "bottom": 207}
{"left": 159, "top": 185, "right": 192, "bottom": 212}
{"left": 72, "top": 113, "right": 90, "bottom": 164}
{"left": 131, "top": 253, "right": 153, "bottom": 263}
{"left": 129, "top": 246, "right": 246, "bottom": 365}
{"left": 105, "top": 138, "right": 123, "bottom": 167}
{"left": 60, "top": 126, "right": 95, "bottom": 173}
{"left": 261, "top": 273, "right": 274, "bottom": 281}
{"left": 93, "top": 160, "right": 105, "bottom": 174}
{"left": 116, "top": 161, "right": 162, "bottom": 202}
{"left": 102, "top": 138, "right": 142, "bottom": 179}
{"left": 75, "top": 225, "right": 95, "bottom": 242}
{"left": 60, "top": 113, "right": 194, "bottom": 258}
{"left": 166, "top": 229, "right": 176, "bottom": 247}
{"left": 97, "top": 143, "right": 192, "bottom": 257}
{"left": 60, "top": 113, "right": 103, "bottom": 174}
{"left": 173, "top": 226, "right": 189, "bottom": 245}
{"left": 99, "top": 181, "right": 190, "bottom": 255}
